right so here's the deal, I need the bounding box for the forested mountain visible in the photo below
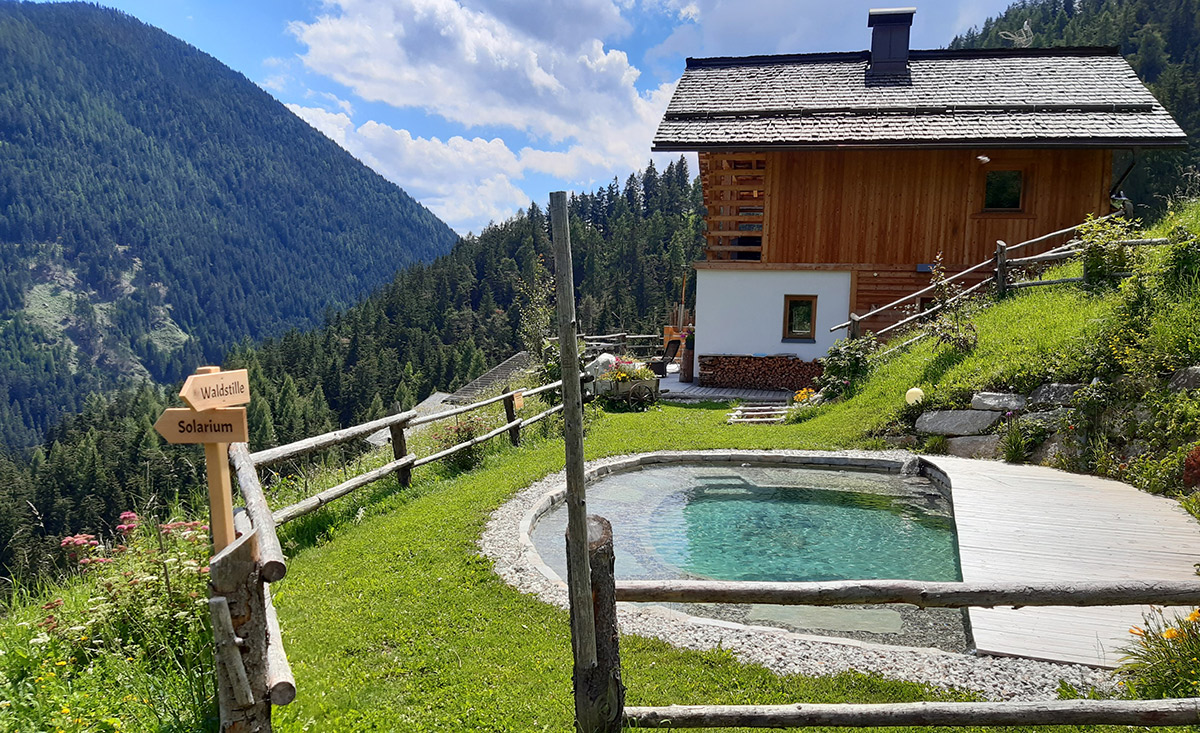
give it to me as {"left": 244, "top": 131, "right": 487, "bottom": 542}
{"left": 237, "top": 160, "right": 703, "bottom": 437}
{"left": 1, "top": 160, "right": 702, "bottom": 582}
{"left": 0, "top": 2, "right": 459, "bottom": 446}
{"left": 951, "top": 0, "right": 1200, "bottom": 207}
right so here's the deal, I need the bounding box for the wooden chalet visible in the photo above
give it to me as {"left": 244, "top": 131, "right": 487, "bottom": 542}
{"left": 653, "top": 7, "right": 1186, "bottom": 391}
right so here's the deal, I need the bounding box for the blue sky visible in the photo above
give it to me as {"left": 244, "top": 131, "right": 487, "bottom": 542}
{"left": 76, "top": 0, "right": 1015, "bottom": 234}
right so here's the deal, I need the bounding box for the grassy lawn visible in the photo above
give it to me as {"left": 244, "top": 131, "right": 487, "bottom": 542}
{"left": 272, "top": 401, "right": 1111, "bottom": 732}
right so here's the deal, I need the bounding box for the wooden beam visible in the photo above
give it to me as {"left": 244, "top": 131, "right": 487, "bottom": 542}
{"left": 624, "top": 699, "right": 1200, "bottom": 728}
{"left": 228, "top": 442, "right": 287, "bottom": 583}
{"left": 550, "top": 190, "right": 600, "bottom": 730}
{"left": 249, "top": 410, "right": 415, "bottom": 467}
{"left": 272, "top": 453, "right": 416, "bottom": 526}
{"left": 613, "top": 578, "right": 1200, "bottom": 608}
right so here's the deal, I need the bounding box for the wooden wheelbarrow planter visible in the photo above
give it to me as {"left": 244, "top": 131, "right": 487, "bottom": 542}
{"left": 596, "top": 378, "right": 660, "bottom": 408}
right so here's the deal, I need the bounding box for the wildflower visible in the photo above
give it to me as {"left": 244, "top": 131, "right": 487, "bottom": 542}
{"left": 119, "top": 511, "right": 138, "bottom": 521}
{"left": 1165, "top": 628, "right": 1183, "bottom": 640}
{"left": 1130, "top": 626, "right": 1145, "bottom": 636}
{"left": 1187, "top": 610, "right": 1199, "bottom": 623}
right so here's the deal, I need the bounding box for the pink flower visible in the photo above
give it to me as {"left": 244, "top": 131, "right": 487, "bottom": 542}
{"left": 119, "top": 511, "right": 139, "bottom": 522}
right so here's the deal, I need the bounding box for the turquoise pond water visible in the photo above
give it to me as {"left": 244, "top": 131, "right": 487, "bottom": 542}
{"left": 530, "top": 464, "right": 962, "bottom": 584}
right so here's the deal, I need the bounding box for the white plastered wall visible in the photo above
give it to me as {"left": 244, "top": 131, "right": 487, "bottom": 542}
{"left": 693, "top": 269, "right": 852, "bottom": 363}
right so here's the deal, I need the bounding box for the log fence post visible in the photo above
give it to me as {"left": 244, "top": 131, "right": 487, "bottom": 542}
{"left": 209, "top": 528, "right": 271, "bottom": 730}
{"left": 994, "top": 240, "right": 1008, "bottom": 298}
{"left": 388, "top": 402, "right": 411, "bottom": 488}
{"left": 847, "top": 313, "right": 862, "bottom": 340}
{"left": 585, "top": 515, "right": 624, "bottom": 732}
{"left": 503, "top": 394, "right": 521, "bottom": 446}
{"left": 550, "top": 190, "right": 601, "bottom": 732}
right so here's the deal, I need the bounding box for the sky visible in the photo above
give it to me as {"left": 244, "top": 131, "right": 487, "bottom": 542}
{"left": 70, "top": 0, "right": 1015, "bottom": 235}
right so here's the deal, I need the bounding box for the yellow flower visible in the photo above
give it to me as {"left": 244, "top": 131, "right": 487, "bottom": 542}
{"left": 55, "top": 660, "right": 67, "bottom": 666}
{"left": 1165, "top": 628, "right": 1183, "bottom": 641}
{"left": 1187, "top": 610, "right": 1199, "bottom": 623}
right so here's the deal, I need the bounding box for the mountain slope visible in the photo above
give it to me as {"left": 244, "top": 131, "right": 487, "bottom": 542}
{"left": 950, "top": 0, "right": 1200, "bottom": 207}
{"left": 0, "top": 1, "right": 459, "bottom": 445}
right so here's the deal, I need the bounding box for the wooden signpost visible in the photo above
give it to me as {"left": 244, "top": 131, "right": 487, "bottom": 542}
{"left": 154, "top": 366, "right": 250, "bottom": 553}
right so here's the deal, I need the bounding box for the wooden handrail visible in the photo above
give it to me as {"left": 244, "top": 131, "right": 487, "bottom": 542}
{"left": 407, "top": 380, "right": 563, "bottom": 428}
{"left": 249, "top": 410, "right": 416, "bottom": 467}
{"left": 830, "top": 213, "right": 1120, "bottom": 332}
{"left": 228, "top": 443, "right": 287, "bottom": 582}
{"left": 272, "top": 453, "right": 416, "bottom": 525}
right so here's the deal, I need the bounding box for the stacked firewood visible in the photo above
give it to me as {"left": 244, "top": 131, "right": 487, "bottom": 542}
{"left": 697, "top": 354, "right": 822, "bottom": 391}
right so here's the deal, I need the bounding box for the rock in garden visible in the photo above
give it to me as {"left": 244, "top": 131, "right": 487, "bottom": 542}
{"left": 915, "top": 410, "right": 1003, "bottom": 436}
{"left": 946, "top": 435, "right": 1001, "bottom": 459}
{"left": 1028, "top": 383, "right": 1086, "bottom": 407}
{"left": 970, "top": 392, "right": 1026, "bottom": 411}
{"left": 1030, "top": 433, "right": 1067, "bottom": 466}
{"left": 1021, "top": 408, "right": 1071, "bottom": 428}
{"left": 1167, "top": 366, "right": 1200, "bottom": 392}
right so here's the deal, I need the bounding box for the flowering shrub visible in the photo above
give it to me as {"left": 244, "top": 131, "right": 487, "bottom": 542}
{"left": 431, "top": 413, "right": 491, "bottom": 473}
{"left": 815, "top": 334, "right": 878, "bottom": 399}
{"left": 598, "top": 357, "right": 655, "bottom": 383}
{"left": 1, "top": 512, "right": 215, "bottom": 731}
{"left": 1120, "top": 607, "right": 1200, "bottom": 698}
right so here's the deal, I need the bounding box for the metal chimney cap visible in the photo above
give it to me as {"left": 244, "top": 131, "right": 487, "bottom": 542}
{"left": 868, "top": 7, "right": 916, "bottom": 26}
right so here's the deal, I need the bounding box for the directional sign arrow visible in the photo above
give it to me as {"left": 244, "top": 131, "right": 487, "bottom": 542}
{"left": 154, "top": 407, "right": 249, "bottom": 445}
{"left": 179, "top": 368, "right": 250, "bottom": 411}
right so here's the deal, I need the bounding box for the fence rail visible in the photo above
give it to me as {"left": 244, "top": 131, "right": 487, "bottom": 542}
{"left": 220, "top": 373, "right": 573, "bottom": 727}
{"left": 570, "top": 514, "right": 1200, "bottom": 731}
{"left": 830, "top": 213, "right": 1120, "bottom": 334}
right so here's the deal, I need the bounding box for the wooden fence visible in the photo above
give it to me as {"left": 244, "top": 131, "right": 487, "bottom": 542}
{"left": 551, "top": 332, "right": 663, "bottom": 358}
{"left": 828, "top": 216, "right": 1190, "bottom": 360}
{"left": 213, "top": 376, "right": 573, "bottom": 728}
{"left": 567, "top": 517, "right": 1200, "bottom": 730}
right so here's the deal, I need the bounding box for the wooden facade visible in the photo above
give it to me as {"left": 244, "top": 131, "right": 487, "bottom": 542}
{"left": 696, "top": 148, "right": 1112, "bottom": 329}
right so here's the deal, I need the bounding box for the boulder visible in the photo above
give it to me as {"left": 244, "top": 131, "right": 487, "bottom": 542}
{"left": 915, "top": 410, "right": 1003, "bottom": 436}
{"left": 946, "top": 435, "right": 1001, "bottom": 459}
{"left": 1031, "top": 433, "right": 1067, "bottom": 466}
{"left": 971, "top": 392, "right": 1026, "bottom": 411}
{"left": 1167, "top": 366, "right": 1200, "bottom": 392}
{"left": 1021, "top": 408, "right": 1071, "bottom": 428}
{"left": 1028, "top": 383, "right": 1086, "bottom": 407}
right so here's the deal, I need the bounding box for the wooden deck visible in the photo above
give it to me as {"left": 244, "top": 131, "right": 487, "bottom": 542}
{"left": 929, "top": 456, "right": 1200, "bottom": 668}
{"left": 658, "top": 371, "right": 789, "bottom": 403}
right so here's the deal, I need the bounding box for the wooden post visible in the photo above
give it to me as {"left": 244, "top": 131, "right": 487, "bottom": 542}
{"left": 209, "top": 528, "right": 271, "bottom": 730}
{"left": 195, "top": 366, "right": 236, "bottom": 553}
{"left": 503, "top": 394, "right": 521, "bottom": 446}
{"left": 585, "top": 516, "right": 624, "bottom": 732}
{"left": 550, "top": 190, "right": 601, "bottom": 731}
{"left": 847, "top": 313, "right": 862, "bottom": 340}
{"left": 388, "top": 402, "right": 411, "bottom": 488}
{"left": 995, "top": 240, "right": 1008, "bottom": 298}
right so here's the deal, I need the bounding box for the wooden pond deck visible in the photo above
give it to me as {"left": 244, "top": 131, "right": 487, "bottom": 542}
{"left": 929, "top": 456, "right": 1200, "bottom": 668}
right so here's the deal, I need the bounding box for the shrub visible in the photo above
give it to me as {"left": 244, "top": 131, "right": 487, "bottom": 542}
{"left": 431, "top": 414, "right": 491, "bottom": 473}
{"left": 1119, "top": 607, "right": 1200, "bottom": 698}
{"left": 815, "top": 333, "right": 878, "bottom": 399}
{"left": 925, "top": 252, "right": 979, "bottom": 353}
{"left": 999, "top": 413, "right": 1029, "bottom": 464}
{"left": 1078, "top": 214, "right": 1137, "bottom": 290}
{"left": 1, "top": 512, "right": 215, "bottom": 731}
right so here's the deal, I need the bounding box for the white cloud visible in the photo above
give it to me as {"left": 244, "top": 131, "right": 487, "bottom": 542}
{"left": 284, "top": 0, "right": 681, "bottom": 232}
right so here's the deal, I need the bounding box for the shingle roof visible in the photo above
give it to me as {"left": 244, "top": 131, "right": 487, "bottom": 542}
{"left": 653, "top": 48, "right": 1187, "bottom": 150}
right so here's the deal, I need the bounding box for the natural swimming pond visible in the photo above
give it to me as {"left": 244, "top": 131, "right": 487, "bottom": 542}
{"left": 529, "top": 461, "right": 968, "bottom": 649}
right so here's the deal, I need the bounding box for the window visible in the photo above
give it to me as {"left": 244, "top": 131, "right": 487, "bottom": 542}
{"left": 782, "top": 295, "right": 817, "bottom": 340}
{"left": 984, "top": 170, "right": 1024, "bottom": 211}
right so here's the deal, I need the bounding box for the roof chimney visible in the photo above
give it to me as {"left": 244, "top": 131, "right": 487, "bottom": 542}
{"left": 868, "top": 7, "right": 915, "bottom": 74}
